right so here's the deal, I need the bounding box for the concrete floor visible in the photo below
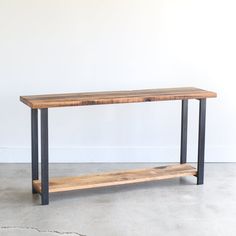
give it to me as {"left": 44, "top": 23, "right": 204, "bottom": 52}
{"left": 0, "top": 163, "right": 236, "bottom": 236}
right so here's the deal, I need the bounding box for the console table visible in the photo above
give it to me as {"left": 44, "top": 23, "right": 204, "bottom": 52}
{"left": 20, "top": 87, "right": 217, "bottom": 205}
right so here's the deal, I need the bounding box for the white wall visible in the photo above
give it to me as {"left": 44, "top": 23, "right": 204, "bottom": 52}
{"left": 0, "top": 0, "right": 235, "bottom": 163}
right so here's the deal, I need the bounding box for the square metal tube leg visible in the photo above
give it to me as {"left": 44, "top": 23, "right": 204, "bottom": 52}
{"left": 41, "top": 108, "right": 49, "bottom": 205}
{"left": 31, "top": 109, "right": 39, "bottom": 194}
{"left": 180, "top": 100, "right": 188, "bottom": 164}
{"left": 197, "top": 99, "right": 206, "bottom": 185}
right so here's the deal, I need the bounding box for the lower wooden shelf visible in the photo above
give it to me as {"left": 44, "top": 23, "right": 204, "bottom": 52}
{"left": 33, "top": 164, "right": 197, "bottom": 193}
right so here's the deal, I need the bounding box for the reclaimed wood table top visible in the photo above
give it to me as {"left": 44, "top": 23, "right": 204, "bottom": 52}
{"left": 20, "top": 87, "right": 217, "bottom": 109}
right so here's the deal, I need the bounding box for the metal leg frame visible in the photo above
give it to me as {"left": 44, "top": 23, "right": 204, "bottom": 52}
{"left": 180, "top": 99, "right": 207, "bottom": 185}
{"left": 197, "top": 99, "right": 206, "bottom": 185}
{"left": 41, "top": 108, "right": 49, "bottom": 205}
{"left": 31, "top": 108, "right": 49, "bottom": 204}
{"left": 180, "top": 100, "right": 188, "bottom": 164}
{"left": 31, "top": 109, "right": 39, "bottom": 194}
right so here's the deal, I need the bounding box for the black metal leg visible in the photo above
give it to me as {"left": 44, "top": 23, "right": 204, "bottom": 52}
{"left": 41, "top": 108, "right": 49, "bottom": 205}
{"left": 197, "top": 99, "right": 206, "bottom": 185}
{"left": 180, "top": 100, "right": 188, "bottom": 164}
{"left": 31, "top": 109, "right": 39, "bottom": 194}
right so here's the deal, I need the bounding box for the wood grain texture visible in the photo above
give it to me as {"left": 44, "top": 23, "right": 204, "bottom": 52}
{"left": 20, "top": 87, "right": 217, "bottom": 109}
{"left": 32, "top": 164, "right": 197, "bottom": 193}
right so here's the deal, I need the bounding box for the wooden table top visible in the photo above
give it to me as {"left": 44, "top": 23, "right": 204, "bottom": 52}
{"left": 20, "top": 87, "right": 217, "bottom": 109}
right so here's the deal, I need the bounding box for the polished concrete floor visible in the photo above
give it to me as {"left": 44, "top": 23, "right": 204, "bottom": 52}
{"left": 0, "top": 163, "right": 236, "bottom": 236}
